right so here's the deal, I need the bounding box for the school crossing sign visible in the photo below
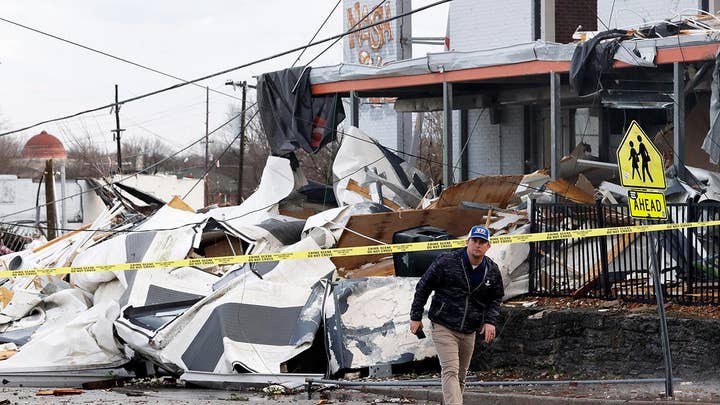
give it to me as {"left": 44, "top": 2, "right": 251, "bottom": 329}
{"left": 617, "top": 121, "right": 666, "bottom": 190}
{"left": 616, "top": 121, "right": 668, "bottom": 220}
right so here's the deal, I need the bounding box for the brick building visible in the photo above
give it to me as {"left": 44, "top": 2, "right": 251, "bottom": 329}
{"left": 312, "top": 0, "right": 720, "bottom": 184}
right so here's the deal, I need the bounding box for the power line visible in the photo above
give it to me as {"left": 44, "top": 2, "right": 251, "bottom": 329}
{"left": 0, "top": 16, "right": 244, "bottom": 103}
{"left": 291, "top": 0, "right": 342, "bottom": 68}
{"left": 0, "top": 103, "right": 256, "bottom": 221}
{"left": 182, "top": 109, "right": 261, "bottom": 200}
{"left": 0, "top": 0, "right": 452, "bottom": 138}
{"left": 303, "top": 0, "right": 386, "bottom": 68}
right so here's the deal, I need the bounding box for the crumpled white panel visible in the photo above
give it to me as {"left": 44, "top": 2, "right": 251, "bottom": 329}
{"left": 332, "top": 127, "right": 405, "bottom": 206}
{"left": 149, "top": 238, "right": 334, "bottom": 374}
{"left": 0, "top": 300, "right": 123, "bottom": 369}
{"left": 212, "top": 156, "right": 295, "bottom": 228}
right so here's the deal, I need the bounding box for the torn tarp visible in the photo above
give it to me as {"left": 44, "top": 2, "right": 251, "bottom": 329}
{"left": 569, "top": 29, "right": 628, "bottom": 96}
{"left": 257, "top": 66, "right": 345, "bottom": 155}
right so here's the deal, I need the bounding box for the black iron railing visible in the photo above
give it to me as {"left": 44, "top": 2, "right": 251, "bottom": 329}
{"left": 0, "top": 226, "right": 32, "bottom": 254}
{"left": 530, "top": 201, "right": 720, "bottom": 305}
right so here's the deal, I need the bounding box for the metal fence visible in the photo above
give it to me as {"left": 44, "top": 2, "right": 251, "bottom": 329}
{"left": 529, "top": 200, "right": 720, "bottom": 305}
{"left": 0, "top": 225, "right": 33, "bottom": 254}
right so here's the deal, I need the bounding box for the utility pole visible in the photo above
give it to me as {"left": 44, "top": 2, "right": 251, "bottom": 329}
{"left": 238, "top": 81, "right": 247, "bottom": 203}
{"left": 111, "top": 84, "right": 125, "bottom": 174}
{"left": 204, "top": 86, "right": 210, "bottom": 207}
{"left": 225, "top": 79, "right": 251, "bottom": 204}
{"left": 44, "top": 159, "right": 57, "bottom": 240}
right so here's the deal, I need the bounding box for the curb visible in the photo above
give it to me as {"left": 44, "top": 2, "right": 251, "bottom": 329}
{"left": 359, "top": 387, "right": 720, "bottom": 405}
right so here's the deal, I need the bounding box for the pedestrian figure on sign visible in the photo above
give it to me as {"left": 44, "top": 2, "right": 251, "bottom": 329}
{"left": 628, "top": 141, "right": 640, "bottom": 180}
{"left": 410, "top": 225, "right": 504, "bottom": 405}
{"left": 638, "top": 135, "right": 653, "bottom": 183}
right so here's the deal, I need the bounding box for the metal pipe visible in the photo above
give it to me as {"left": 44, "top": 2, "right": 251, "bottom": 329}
{"left": 576, "top": 158, "right": 618, "bottom": 170}
{"left": 306, "top": 377, "right": 679, "bottom": 388}
{"left": 674, "top": 62, "right": 685, "bottom": 174}
{"left": 349, "top": 90, "right": 360, "bottom": 127}
{"left": 648, "top": 228, "right": 674, "bottom": 397}
{"left": 550, "top": 71, "right": 561, "bottom": 186}
{"left": 442, "top": 81, "right": 454, "bottom": 186}
{"left": 60, "top": 160, "right": 66, "bottom": 234}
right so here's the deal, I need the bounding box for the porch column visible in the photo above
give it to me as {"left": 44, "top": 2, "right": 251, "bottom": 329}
{"left": 550, "top": 72, "right": 561, "bottom": 182}
{"left": 443, "top": 81, "right": 454, "bottom": 186}
{"left": 349, "top": 90, "right": 360, "bottom": 127}
{"left": 598, "top": 107, "right": 610, "bottom": 162}
{"left": 460, "top": 109, "right": 469, "bottom": 181}
{"left": 673, "top": 62, "right": 685, "bottom": 171}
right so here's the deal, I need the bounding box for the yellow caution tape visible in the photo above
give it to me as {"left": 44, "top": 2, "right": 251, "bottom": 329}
{"left": 2, "top": 219, "right": 720, "bottom": 279}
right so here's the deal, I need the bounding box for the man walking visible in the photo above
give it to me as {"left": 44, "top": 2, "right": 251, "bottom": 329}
{"left": 410, "top": 225, "right": 504, "bottom": 405}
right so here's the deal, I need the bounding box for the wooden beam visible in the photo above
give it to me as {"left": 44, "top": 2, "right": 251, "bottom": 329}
{"left": 345, "top": 179, "right": 401, "bottom": 210}
{"left": 573, "top": 232, "right": 637, "bottom": 297}
{"left": 331, "top": 207, "right": 490, "bottom": 270}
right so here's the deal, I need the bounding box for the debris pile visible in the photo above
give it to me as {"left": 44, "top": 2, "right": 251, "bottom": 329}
{"left": 0, "top": 126, "right": 536, "bottom": 385}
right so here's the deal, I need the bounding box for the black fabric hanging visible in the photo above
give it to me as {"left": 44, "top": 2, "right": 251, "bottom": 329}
{"left": 569, "top": 29, "right": 628, "bottom": 96}
{"left": 257, "top": 66, "right": 345, "bottom": 156}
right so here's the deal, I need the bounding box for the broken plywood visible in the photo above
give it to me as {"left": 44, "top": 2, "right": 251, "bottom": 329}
{"left": 331, "top": 207, "right": 489, "bottom": 270}
{"left": 346, "top": 179, "right": 401, "bottom": 210}
{"left": 573, "top": 232, "right": 637, "bottom": 297}
{"left": 343, "top": 257, "right": 395, "bottom": 278}
{"left": 545, "top": 178, "right": 595, "bottom": 204}
{"left": 432, "top": 175, "right": 523, "bottom": 209}
{"left": 167, "top": 195, "right": 196, "bottom": 213}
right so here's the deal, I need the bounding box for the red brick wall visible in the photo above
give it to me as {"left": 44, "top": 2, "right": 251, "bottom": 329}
{"left": 555, "top": 0, "right": 597, "bottom": 44}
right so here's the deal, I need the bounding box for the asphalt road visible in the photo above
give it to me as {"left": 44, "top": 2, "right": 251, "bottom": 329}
{"left": 0, "top": 386, "right": 435, "bottom": 405}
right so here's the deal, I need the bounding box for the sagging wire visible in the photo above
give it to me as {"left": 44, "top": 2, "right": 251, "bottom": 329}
{"left": 290, "top": 0, "right": 342, "bottom": 68}
{"left": 0, "top": 104, "right": 255, "bottom": 223}
{"left": 0, "top": 16, "right": 245, "bottom": 103}
{"left": 0, "top": 0, "right": 452, "bottom": 138}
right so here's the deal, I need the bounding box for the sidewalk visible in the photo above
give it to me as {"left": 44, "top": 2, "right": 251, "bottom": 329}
{"left": 360, "top": 380, "right": 720, "bottom": 404}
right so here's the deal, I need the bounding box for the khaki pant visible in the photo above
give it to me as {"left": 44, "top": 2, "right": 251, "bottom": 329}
{"left": 431, "top": 323, "right": 476, "bottom": 405}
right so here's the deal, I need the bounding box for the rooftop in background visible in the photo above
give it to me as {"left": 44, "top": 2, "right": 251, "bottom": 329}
{"left": 20, "top": 130, "right": 67, "bottom": 160}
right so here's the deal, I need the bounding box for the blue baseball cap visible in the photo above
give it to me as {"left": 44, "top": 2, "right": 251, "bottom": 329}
{"left": 467, "top": 225, "right": 490, "bottom": 241}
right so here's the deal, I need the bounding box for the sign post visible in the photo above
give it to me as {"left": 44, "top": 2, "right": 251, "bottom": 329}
{"left": 616, "top": 120, "right": 673, "bottom": 397}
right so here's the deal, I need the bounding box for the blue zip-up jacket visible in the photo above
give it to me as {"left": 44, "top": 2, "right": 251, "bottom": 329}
{"left": 410, "top": 248, "right": 504, "bottom": 334}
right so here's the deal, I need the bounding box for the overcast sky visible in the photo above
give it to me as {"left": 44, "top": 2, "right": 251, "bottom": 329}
{"left": 0, "top": 0, "right": 448, "bottom": 159}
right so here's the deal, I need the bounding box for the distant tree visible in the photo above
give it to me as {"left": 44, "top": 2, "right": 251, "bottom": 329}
{"left": 122, "top": 135, "right": 174, "bottom": 174}
{"left": 417, "top": 112, "right": 443, "bottom": 185}
{"left": 220, "top": 100, "right": 345, "bottom": 203}
{"left": 0, "top": 113, "right": 26, "bottom": 175}
{"left": 64, "top": 131, "right": 113, "bottom": 178}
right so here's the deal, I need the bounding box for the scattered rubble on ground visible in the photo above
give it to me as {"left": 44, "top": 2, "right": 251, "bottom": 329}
{"left": 508, "top": 296, "right": 720, "bottom": 320}
{"left": 0, "top": 122, "right": 717, "bottom": 387}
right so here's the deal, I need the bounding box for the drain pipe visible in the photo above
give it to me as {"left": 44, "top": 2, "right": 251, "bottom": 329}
{"left": 306, "top": 377, "right": 680, "bottom": 399}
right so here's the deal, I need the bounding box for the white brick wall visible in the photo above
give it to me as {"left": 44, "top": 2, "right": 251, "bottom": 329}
{"left": 341, "top": 99, "right": 401, "bottom": 150}
{"left": 597, "top": 0, "right": 702, "bottom": 29}
{"left": 448, "top": 0, "right": 534, "bottom": 51}
{"left": 459, "top": 106, "right": 525, "bottom": 177}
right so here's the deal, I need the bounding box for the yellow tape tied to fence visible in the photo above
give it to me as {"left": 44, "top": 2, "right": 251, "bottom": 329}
{"left": 3, "top": 219, "right": 720, "bottom": 279}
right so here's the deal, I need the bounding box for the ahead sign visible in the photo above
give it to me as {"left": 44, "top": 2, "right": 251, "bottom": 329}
{"left": 627, "top": 190, "right": 667, "bottom": 220}
{"left": 616, "top": 121, "right": 666, "bottom": 190}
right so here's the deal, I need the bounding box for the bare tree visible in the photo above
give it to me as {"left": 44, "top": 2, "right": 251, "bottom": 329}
{"left": 417, "top": 112, "right": 443, "bottom": 185}
{"left": 123, "top": 135, "right": 174, "bottom": 174}
{"left": 0, "top": 112, "right": 27, "bottom": 175}
{"left": 64, "top": 131, "right": 113, "bottom": 178}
